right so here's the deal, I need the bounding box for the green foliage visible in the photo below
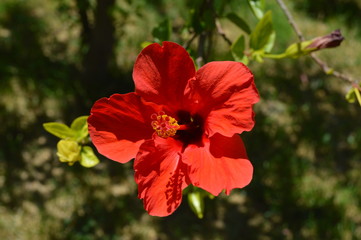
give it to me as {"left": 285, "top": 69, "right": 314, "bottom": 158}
{"left": 187, "top": 191, "right": 204, "bottom": 219}
{"left": 44, "top": 116, "right": 90, "bottom": 142}
{"left": 152, "top": 18, "right": 171, "bottom": 43}
{"left": 43, "top": 116, "right": 99, "bottom": 167}
{"left": 213, "top": 0, "right": 230, "bottom": 16}
{"left": 247, "top": 0, "right": 265, "bottom": 19}
{"left": 226, "top": 13, "right": 251, "bottom": 34}
{"left": 57, "top": 139, "right": 81, "bottom": 165}
{"left": 263, "top": 31, "right": 276, "bottom": 52}
{"left": 185, "top": 186, "right": 214, "bottom": 219}
{"left": 231, "top": 34, "right": 245, "bottom": 62}
{"left": 231, "top": 10, "right": 276, "bottom": 63}
{"left": 188, "top": 0, "right": 216, "bottom": 34}
{"left": 141, "top": 41, "right": 153, "bottom": 49}
{"left": 346, "top": 88, "right": 356, "bottom": 103}
{"left": 43, "top": 122, "right": 75, "bottom": 139}
{"left": 346, "top": 87, "right": 361, "bottom": 106}
{"left": 284, "top": 40, "right": 315, "bottom": 58}
{"left": 71, "top": 116, "right": 89, "bottom": 142}
{"left": 80, "top": 146, "right": 100, "bottom": 168}
{"left": 249, "top": 11, "right": 274, "bottom": 51}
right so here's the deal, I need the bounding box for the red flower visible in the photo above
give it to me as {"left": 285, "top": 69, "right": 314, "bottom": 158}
{"left": 88, "top": 42, "right": 259, "bottom": 217}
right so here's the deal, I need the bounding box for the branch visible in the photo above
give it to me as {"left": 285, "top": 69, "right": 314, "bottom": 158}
{"left": 311, "top": 53, "right": 361, "bottom": 91}
{"left": 215, "top": 19, "right": 232, "bottom": 46}
{"left": 275, "top": 0, "right": 361, "bottom": 91}
{"left": 183, "top": 32, "right": 197, "bottom": 49}
{"left": 275, "top": 0, "right": 304, "bottom": 41}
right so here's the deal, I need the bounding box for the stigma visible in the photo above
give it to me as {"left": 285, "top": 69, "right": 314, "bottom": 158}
{"left": 151, "top": 112, "right": 180, "bottom": 138}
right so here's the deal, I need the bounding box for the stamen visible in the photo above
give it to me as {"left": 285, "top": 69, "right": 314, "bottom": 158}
{"left": 151, "top": 112, "right": 180, "bottom": 138}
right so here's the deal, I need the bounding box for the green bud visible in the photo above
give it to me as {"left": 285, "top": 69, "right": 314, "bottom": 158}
{"left": 283, "top": 41, "right": 314, "bottom": 58}
{"left": 188, "top": 191, "right": 204, "bottom": 219}
{"left": 56, "top": 139, "right": 81, "bottom": 165}
{"left": 284, "top": 30, "right": 344, "bottom": 59}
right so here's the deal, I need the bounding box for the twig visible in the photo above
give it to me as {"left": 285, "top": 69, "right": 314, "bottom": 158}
{"left": 311, "top": 53, "right": 361, "bottom": 91}
{"left": 275, "top": 0, "right": 304, "bottom": 41}
{"left": 275, "top": 0, "right": 361, "bottom": 91}
{"left": 215, "top": 19, "right": 232, "bottom": 46}
{"left": 183, "top": 32, "right": 198, "bottom": 49}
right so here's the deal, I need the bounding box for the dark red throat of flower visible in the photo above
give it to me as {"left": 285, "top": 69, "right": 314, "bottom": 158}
{"left": 151, "top": 110, "right": 204, "bottom": 147}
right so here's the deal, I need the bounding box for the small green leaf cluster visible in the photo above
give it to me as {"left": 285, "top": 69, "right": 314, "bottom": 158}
{"left": 43, "top": 116, "right": 99, "bottom": 168}
{"left": 346, "top": 86, "right": 361, "bottom": 107}
{"left": 229, "top": 0, "right": 341, "bottom": 63}
{"left": 145, "top": 0, "right": 324, "bottom": 65}
{"left": 230, "top": 0, "right": 276, "bottom": 64}
{"left": 152, "top": 19, "right": 171, "bottom": 44}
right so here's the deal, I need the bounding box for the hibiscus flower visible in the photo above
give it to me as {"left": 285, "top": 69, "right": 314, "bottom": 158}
{"left": 88, "top": 41, "right": 259, "bottom": 217}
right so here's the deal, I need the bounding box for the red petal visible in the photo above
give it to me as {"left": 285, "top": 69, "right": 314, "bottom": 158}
{"left": 186, "top": 61, "right": 259, "bottom": 137}
{"left": 183, "top": 134, "right": 253, "bottom": 196}
{"left": 206, "top": 81, "right": 259, "bottom": 137}
{"left": 88, "top": 93, "right": 160, "bottom": 163}
{"left": 133, "top": 42, "right": 196, "bottom": 110}
{"left": 134, "top": 137, "right": 189, "bottom": 216}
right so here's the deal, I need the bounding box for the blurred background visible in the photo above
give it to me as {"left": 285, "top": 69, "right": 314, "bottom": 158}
{"left": 1, "top": 0, "right": 361, "bottom": 239}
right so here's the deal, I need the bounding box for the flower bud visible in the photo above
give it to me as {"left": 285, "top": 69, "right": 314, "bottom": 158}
{"left": 56, "top": 139, "right": 81, "bottom": 165}
{"left": 306, "top": 29, "right": 344, "bottom": 50}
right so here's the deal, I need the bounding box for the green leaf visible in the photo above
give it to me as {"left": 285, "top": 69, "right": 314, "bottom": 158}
{"left": 70, "top": 116, "right": 88, "bottom": 131}
{"left": 43, "top": 122, "right": 75, "bottom": 139}
{"left": 188, "top": 0, "right": 215, "bottom": 34}
{"left": 231, "top": 35, "right": 245, "bottom": 62}
{"left": 80, "top": 146, "right": 100, "bottom": 168}
{"left": 152, "top": 19, "right": 171, "bottom": 43}
{"left": 250, "top": 11, "right": 273, "bottom": 51}
{"left": 252, "top": 50, "right": 265, "bottom": 62}
{"left": 347, "top": 89, "right": 356, "bottom": 103}
{"left": 263, "top": 31, "right": 276, "bottom": 53}
{"left": 242, "top": 56, "right": 249, "bottom": 65}
{"left": 213, "top": 0, "right": 228, "bottom": 16}
{"left": 188, "top": 191, "right": 204, "bottom": 219}
{"left": 355, "top": 88, "right": 361, "bottom": 107}
{"left": 326, "top": 68, "right": 334, "bottom": 75}
{"left": 247, "top": 0, "right": 265, "bottom": 19}
{"left": 226, "top": 13, "right": 251, "bottom": 34}
{"left": 203, "top": 8, "right": 216, "bottom": 31}
{"left": 189, "top": 8, "right": 203, "bottom": 34}
{"left": 141, "top": 41, "right": 153, "bottom": 49}
{"left": 56, "top": 139, "right": 81, "bottom": 165}
{"left": 71, "top": 116, "right": 89, "bottom": 142}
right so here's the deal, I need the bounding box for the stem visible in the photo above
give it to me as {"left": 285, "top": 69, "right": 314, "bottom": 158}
{"left": 275, "top": 0, "right": 304, "bottom": 41}
{"left": 311, "top": 53, "right": 361, "bottom": 91}
{"left": 275, "top": 0, "right": 361, "bottom": 92}
{"left": 263, "top": 53, "right": 287, "bottom": 59}
{"left": 183, "top": 32, "right": 198, "bottom": 49}
{"left": 215, "top": 19, "right": 232, "bottom": 46}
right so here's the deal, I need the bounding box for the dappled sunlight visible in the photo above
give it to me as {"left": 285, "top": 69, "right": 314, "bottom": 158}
{"left": 1, "top": 0, "right": 361, "bottom": 239}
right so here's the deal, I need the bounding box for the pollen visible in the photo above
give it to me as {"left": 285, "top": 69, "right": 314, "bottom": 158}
{"left": 151, "top": 111, "right": 179, "bottom": 138}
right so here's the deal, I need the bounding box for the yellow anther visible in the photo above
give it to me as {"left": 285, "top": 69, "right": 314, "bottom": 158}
{"left": 151, "top": 112, "right": 179, "bottom": 138}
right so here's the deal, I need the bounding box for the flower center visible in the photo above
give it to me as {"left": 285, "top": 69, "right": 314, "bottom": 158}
{"left": 175, "top": 110, "right": 204, "bottom": 147}
{"left": 151, "top": 112, "right": 180, "bottom": 138}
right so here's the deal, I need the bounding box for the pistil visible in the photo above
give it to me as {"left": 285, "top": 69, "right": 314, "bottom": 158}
{"left": 151, "top": 112, "right": 180, "bottom": 138}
